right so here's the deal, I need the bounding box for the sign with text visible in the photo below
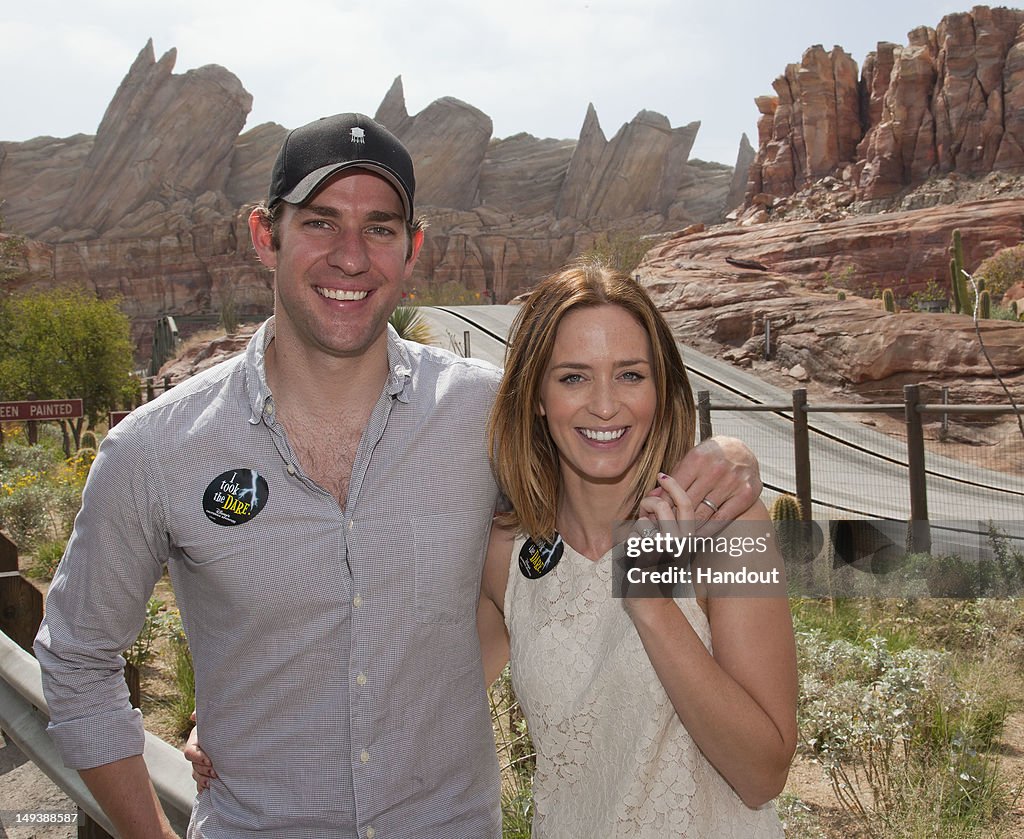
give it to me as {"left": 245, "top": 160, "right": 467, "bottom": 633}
{"left": 0, "top": 399, "right": 84, "bottom": 422}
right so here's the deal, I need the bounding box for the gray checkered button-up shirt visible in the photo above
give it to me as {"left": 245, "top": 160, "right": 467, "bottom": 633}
{"left": 36, "top": 321, "right": 503, "bottom": 838}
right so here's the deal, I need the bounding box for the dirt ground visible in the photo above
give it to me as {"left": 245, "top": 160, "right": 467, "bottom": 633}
{"left": 0, "top": 734, "right": 75, "bottom": 839}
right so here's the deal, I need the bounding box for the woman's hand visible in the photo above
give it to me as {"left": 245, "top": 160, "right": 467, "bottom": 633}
{"left": 636, "top": 471, "right": 695, "bottom": 537}
{"left": 184, "top": 712, "right": 218, "bottom": 793}
{"left": 663, "top": 437, "right": 761, "bottom": 532}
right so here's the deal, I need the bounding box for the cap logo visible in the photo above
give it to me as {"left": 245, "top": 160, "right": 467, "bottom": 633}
{"left": 350, "top": 127, "right": 365, "bottom": 145}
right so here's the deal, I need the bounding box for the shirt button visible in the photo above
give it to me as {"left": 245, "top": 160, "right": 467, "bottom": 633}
{"left": 263, "top": 401, "right": 274, "bottom": 415}
{"left": 366, "top": 827, "right": 375, "bottom": 839}
{"left": 360, "top": 749, "right": 370, "bottom": 763}
{"left": 353, "top": 595, "right": 362, "bottom": 608}
{"left": 356, "top": 672, "right": 367, "bottom": 686}
{"left": 348, "top": 520, "right": 354, "bottom": 531}
{"left": 286, "top": 464, "right": 296, "bottom": 475}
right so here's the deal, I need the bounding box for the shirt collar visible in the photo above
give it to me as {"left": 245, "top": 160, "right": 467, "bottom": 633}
{"left": 244, "top": 319, "right": 276, "bottom": 424}
{"left": 243, "top": 318, "right": 414, "bottom": 421}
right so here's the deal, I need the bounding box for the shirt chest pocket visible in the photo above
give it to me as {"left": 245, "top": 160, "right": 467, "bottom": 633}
{"left": 412, "top": 507, "right": 493, "bottom": 624}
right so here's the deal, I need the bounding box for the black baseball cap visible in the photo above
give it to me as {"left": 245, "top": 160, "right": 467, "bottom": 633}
{"left": 267, "top": 113, "right": 415, "bottom": 223}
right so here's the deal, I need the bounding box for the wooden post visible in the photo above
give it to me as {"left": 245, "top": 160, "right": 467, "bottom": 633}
{"left": 792, "top": 388, "right": 812, "bottom": 521}
{"left": 77, "top": 807, "right": 115, "bottom": 839}
{"left": 697, "top": 391, "right": 712, "bottom": 442}
{"left": 146, "top": 378, "right": 155, "bottom": 403}
{"left": 0, "top": 533, "right": 44, "bottom": 654}
{"left": 904, "top": 384, "right": 931, "bottom": 553}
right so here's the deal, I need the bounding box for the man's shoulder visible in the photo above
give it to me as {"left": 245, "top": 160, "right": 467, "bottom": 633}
{"left": 115, "top": 352, "right": 249, "bottom": 437}
{"left": 402, "top": 339, "right": 502, "bottom": 387}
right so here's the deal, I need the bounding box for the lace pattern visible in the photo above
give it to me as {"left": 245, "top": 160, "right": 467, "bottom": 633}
{"left": 505, "top": 538, "right": 785, "bottom": 838}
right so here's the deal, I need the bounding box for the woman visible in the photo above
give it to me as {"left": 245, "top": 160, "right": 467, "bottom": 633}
{"left": 476, "top": 259, "right": 797, "bottom": 837}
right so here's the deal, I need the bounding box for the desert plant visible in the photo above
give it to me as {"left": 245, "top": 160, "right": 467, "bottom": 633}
{"left": 979, "top": 289, "right": 992, "bottom": 319}
{"left": 908, "top": 279, "right": 948, "bottom": 312}
{"left": 389, "top": 306, "right": 434, "bottom": 344}
{"left": 770, "top": 493, "right": 803, "bottom": 521}
{"left": 950, "top": 229, "right": 972, "bottom": 315}
{"left": 581, "top": 230, "right": 656, "bottom": 275}
{"left": 836, "top": 290, "right": 846, "bottom": 301}
{"left": 219, "top": 285, "right": 239, "bottom": 335}
{"left": 404, "top": 281, "right": 487, "bottom": 306}
{"left": 882, "top": 288, "right": 896, "bottom": 313}
{"left": 798, "top": 628, "right": 1014, "bottom": 837}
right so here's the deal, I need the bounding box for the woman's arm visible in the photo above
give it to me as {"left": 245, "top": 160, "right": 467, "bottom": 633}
{"left": 477, "top": 523, "right": 515, "bottom": 687}
{"left": 628, "top": 476, "right": 797, "bottom": 808}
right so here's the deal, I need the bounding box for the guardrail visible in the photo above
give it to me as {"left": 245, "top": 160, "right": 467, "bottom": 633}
{"left": 0, "top": 629, "right": 195, "bottom": 837}
{"left": 0, "top": 529, "right": 196, "bottom": 837}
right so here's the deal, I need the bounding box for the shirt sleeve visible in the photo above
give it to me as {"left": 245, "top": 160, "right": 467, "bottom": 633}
{"left": 34, "top": 416, "right": 170, "bottom": 770}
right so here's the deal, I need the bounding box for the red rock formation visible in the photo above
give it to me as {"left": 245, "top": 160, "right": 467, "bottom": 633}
{"left": 747, "top": 6, "right": 1024, "bottom": 205}
{"left": 650, "top": 197, "right": 1024, "bottom": 299}
{"left": 639, "top": 206, "right": 1024, "bottom": 402}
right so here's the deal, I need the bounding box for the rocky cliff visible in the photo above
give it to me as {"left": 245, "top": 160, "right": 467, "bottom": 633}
{"left": 745, "top": 6, "right": 1024, "bottom": 207}
{"left": 0, "top": 40, "right": 733, "bottom": 349}
{"left": 639, "top": 199, "right": 1024, "bottom": 404}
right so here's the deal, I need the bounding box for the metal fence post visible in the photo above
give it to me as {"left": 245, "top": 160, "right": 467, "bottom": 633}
{"left": 463, "top": 330, "right": 472, "bottom": 359}
{"left": 697, "top": 391, "right": 712, "bottom": 442}
{"left": 792, "top": 388, "right": 811, "bottom": 520}
{"left": 904, "top": 384, "right": 931, "bottom": 553}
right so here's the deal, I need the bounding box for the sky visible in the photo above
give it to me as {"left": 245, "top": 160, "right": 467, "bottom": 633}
{"left": 2, "top": 1, "right": 976, "bottom": 165}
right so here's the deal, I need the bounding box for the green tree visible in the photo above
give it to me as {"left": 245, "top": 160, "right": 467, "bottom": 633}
{"left": 0, "top": 288, "right": 136, "bottom": 453}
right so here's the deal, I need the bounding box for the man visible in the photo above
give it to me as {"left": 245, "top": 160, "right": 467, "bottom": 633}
{"left": 36, "top": 113, "right": 759, "bottom": 838}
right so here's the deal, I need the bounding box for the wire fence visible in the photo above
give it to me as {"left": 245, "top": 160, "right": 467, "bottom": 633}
{"left": 697, "top": 385, "right": 1024, "bottom": 548}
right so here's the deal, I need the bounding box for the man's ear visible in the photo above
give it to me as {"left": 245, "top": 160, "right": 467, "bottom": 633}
{"left": 249, "top": 208, "right": 278, "bottom": 270}
{"left": 408, "top": 228, "right": 424, "bottom": 264}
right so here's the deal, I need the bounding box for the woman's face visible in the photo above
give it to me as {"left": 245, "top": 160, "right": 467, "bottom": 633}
{"left": 538, "top": 304, "right": 657, "bottom": 487}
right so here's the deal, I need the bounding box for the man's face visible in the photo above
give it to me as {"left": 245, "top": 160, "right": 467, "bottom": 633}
{"left": 250, "top": 169, "right": 422, "bottom": 360}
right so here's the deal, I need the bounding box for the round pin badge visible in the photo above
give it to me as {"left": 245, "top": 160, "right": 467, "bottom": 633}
{"left": 202, "top": 469, "right": 269, "bottom": 526}
{"left": 518, "top": 533, "right": 564, "bottom": 579}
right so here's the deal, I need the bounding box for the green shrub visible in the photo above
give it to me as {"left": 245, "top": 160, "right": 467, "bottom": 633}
{"left": 797, "top": 614, "right": 1015, "bottom": 837}
{"left": 124, "top": 597, "right": 168, "bottom": 669}
{"left": 27, "top": 539, "right": 67, "bottom": 581}
{"left": 974, "top": 244, "right": 1024, "bottom": 298}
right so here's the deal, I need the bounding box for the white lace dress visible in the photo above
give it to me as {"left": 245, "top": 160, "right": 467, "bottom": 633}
{"left": 504, "top": 537, "right": 786, "bottom": 838}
